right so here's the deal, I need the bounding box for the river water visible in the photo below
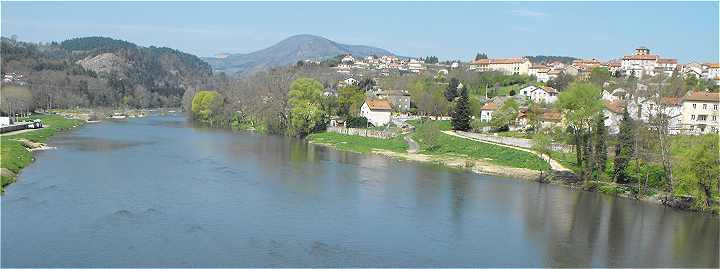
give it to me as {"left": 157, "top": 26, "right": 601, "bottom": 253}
{"left": 1, "top": 115, "right": 718, "bottom": 267}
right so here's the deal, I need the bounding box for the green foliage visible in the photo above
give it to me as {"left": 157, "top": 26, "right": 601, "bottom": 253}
{"left": 444, "top": 78, "right": 460, "bottom": 101}
{"left": 346, "top": 116, "right": 368, "bottom": 128}
{"left": 592, "top": 113, "right": 608, "bottom": 180}
{"left": 490, "top": 99, "right": 519, "bottom": 130}
{"left": 451, "top": 87, "right": 471, "bottom": 131}
{"left": 547, "top": 73, "right": 575, "bottom": 90}
{"left": 671, "top": 135, "right": 720, "bottom": 209}
{"left": 191, "top": 91, "right": 224, "bottom": 125}
{"left": 307, "top": 132, "right": 407, "bottom": 153}
{"left": 613, "top": 110, "right": 635, "bottom": 183}
{"left": 288, "top": 78, "right": 326, "bottom": 137}
{"left": 337, "top": 86, "right": 365, "bottom": 117}
{"left": 589, "top": 67, "right": 611, "bottom": 87}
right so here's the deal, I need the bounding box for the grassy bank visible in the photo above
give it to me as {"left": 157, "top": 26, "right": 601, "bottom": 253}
{"left": 416, "top": 132, "right": 550, "bottom": 171}
{"left": 1, "top": 114, "right": 84, "bottom": 192}
{"left": 307, "top": 132, "right": 408, "bottom": 153}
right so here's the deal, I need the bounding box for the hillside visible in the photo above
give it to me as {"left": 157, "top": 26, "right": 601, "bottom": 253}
{"left": 204, "top": 34, "right": 395, "bottom": 76}
{"left": 1, "top": 36, "right": 212, "bottom": 109}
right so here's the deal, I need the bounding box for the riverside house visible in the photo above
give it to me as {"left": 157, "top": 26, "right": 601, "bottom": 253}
{"left": 361, "top": 99, "right": 393, "bottom": 126}
{"left": 678, "top": 91, "right": 720, "bottom": 134}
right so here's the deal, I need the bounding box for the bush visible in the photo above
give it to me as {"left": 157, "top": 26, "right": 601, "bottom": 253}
{"left": 346, "top": 116, "right": 369, "bottom": 128}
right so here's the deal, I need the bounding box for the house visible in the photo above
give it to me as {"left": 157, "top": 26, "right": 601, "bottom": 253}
{"left": 706, "top": 63, "right": 720, "bottom": 83}
{"left": 626, "top": 96, "right": 683, "bottom": 133}
{"left": 360, "top": 99, "right": 393, "bottom": 126}
{"left": 471, "top": 58, "right": 532, "bottom": 75}
{"left": 519, "top": 85, "right": 539, "bottom": 97}
{"left": 529, "top": 86, "right": 559, "bottom": 104}
{"left": 678, "top": 91, "right": 720, "bottom": 134}
{"left": 339, "top": 77, "right": 358, "bottom": 87}
{"left": 373, "top": 89, "right": 412, "bottom": 112}
{"left": 528, "top": 65, "right": 552, "bottom": 82}
{"left": 539, "top": 110, "right": 563, "bottom": 129}
{"left": 563, "top": 65, "right": 580, "bottom": 76}
{"left": 341, "top": 54, "right": 355, "bottom": 63}
{"left": 603, "top": 100, "right": 626, "bottom": 134}
{"left": 480, "top": 102, "right": 498, "bottom": 122}
{"left": 620, "top": 47, "right": 677, "bottom": 78}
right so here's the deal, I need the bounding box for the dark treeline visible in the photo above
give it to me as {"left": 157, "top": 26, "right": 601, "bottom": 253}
{"left": 0, "top": 36, "right": 212, "bottom": 115}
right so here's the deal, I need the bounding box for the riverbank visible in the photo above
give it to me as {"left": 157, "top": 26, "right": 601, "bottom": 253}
{"left": 1, "top": 114, "right": 84, "bottom": 193}
{"left": 307, "top": 131, "right": 545, "bottom": 180}
{"left": 307, "top": 130, "right": 718, "bottom": 215}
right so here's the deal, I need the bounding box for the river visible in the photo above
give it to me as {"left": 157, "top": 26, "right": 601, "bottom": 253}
{"left": 1, "top": 115, "right": 718, "bottom": 267}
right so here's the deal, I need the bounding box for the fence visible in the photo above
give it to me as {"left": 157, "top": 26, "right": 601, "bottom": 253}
{"left": 455, "top": 131, "right": 574, "bottom": 153}
{"left": 327, "top": 126, "right": 397, "bottom": 139}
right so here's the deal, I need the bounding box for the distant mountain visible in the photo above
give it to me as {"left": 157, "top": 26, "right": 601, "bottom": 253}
{"left": 204, "top": 34, "right": 395, "bottom": 76}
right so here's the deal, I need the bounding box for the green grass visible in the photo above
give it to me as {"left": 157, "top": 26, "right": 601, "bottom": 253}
{"left": 415, "top": 132, "right": 550, "bottom": 171}
{"left": 407, "top": 119, "right": 452, "bottom": 131}
{"left": 1, "top": 114, "right": 83, "bottom": 192}
{"left": 307, "top": 132, "right": 408, "bottom": 154}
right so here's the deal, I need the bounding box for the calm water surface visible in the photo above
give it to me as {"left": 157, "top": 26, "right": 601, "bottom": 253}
{"left": 2, "top": 115, "right": 718, "bottom": 267}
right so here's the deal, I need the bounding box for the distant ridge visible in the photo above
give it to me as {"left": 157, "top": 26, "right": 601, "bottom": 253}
{"left": 204, "top": 34, "right": 395, "bottom": 76}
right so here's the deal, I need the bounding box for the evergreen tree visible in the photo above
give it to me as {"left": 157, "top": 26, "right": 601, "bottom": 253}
{"left": 475, "top": 53, "right": 488, "bottom": 61}
{"left": 444, "top": 78, "right": 460, "bottom": 101}
{"left": 582, "top": 132, "right": 594, "bottom": 181}
{"left": 613, "top": 109, "right": 635, "bottom": 183}
{"left": 592, "top": 113, "right": 608, "bottom": 180}
{"left": 451, "top": 87, "right": 472, "bottom": 131}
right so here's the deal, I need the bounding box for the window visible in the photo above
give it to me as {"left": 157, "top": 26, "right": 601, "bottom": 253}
{"left": 715, "top": 104, "right": 718, "bottom": 110}
{"left": 693, "top": 104, "right": 697, "bottom": 109}
{"left": 703, "top": 104, "right": 707, "bottom": 109}
{"left": 713, "top": 115, "right": 718, "bottom": 121}
{"left": 698, "top": 115, "right": 707, "bottom": 121}
{"left": 691, "top": 115, "right": 695, "bottom": 120}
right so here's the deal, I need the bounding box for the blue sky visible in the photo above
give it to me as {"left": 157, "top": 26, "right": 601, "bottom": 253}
{"left": 2, "top": 1, "right": 718, "bottom": 63}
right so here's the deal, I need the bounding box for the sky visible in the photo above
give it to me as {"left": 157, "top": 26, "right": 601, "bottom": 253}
{"left": 2, "top": 1, "right": 718, "bottom": 63}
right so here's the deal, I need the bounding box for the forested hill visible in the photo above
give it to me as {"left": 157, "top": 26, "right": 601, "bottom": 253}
{"left": 1, "top": 36, "right": 212, "bottom": 109}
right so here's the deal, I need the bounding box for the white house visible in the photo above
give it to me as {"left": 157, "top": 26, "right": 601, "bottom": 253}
{"left": 341, "top": 54, "right": 355, "bottom": 63}
{"left": 529, "top": 86, "right": 559, "bottom": 104}
{"left": 360, "top": 99, "right": 393, "bottom": 126}
{"left": 471, "top": 58, "right": 532, "bottom": 75}
{"left": 519, "top": 85, "right": 539, "bottom": 97}
{"left": 678, "top": 91, "right": 720, "bottom": 134}
{"left": 480, "top": 102, "right": 498, "bottom": 122}
{"left": 603, "top": 100, "right": 625, "bottom": 134}
{"left": 620, "top": 47, "right": 677, "bottom": 78}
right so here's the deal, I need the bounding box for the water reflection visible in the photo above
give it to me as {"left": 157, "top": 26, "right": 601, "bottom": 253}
{"left": 1, "top": 115, "right": 717, "bottom": 267}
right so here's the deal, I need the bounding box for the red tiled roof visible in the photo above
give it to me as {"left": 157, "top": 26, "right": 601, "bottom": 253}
{"left": 657, "top": 58, "right": 677, "bottom": 64}
{"left": 481, "top": 103, "right": 498, "bottom": 110}
{"left": 684, "top": 91, "right": 720, "bottom": 102}
{"left": 661, "top": 97, "right": 681, "bottom": 106}
{"left": 707, "top": 63, "right": 720, "bottom": 69}
{"left": 604, "top": 100, "right": 625, "bottom": 114}
{"left": 365, "top": 99, "right": 392, "bottom": 110}
{"left": 542, "top": 86, "right": 558, "bottom": 93}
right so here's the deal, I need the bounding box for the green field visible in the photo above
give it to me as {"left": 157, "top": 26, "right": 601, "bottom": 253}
{"left": 1, "top": 114, "right": 83, "bottom": 192}
{"left": 307, "top": 132, "right": 408, "bottom": 153}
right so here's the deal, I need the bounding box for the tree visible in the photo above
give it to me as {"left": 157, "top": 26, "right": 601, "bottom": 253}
{"left": 417, "top": 120, "right": 441, "bottom": 151}
{"left": 589, "top": 67, "right": 611, "bottom": 87}
{"left": 357, "top": 77, "right": 375, "bottom": 91}
{"left": 474, "top": 53, "right": 488, "bottom": 61}
{"left": 288, "top": 78, "right": 326, "bottom": 137}
{"left": 451, "top": 87, "right": 471, "bottom": 131}
{"left": 336, "top": 86, "right": 365, "bottom": 117}
{"left": 490, "top": 99, "right": 519, "bottom": 130}
{"left": 191, "top": 90, "right": 224, "bottom": 126}
{"left": 532, "top": 132, "right": 552, "bottom": 180}
{"left": 547, "top": 73, "right": 574, "bottom": 90}
{"left": 674, "top": 135, "right": 720, "bottom": 209}
{"left": 592, "top": 113, "right": 608, "bottom": 180}
{"left": 556, "top": 82, "right": 603, "bottom": 168}
{"left": 444, "top": 78, "right": 460, "bottom": 101}
{"left": 613, "top": 109, "right": 635, "bottom": 184}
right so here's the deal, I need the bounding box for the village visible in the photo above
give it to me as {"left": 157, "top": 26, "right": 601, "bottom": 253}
{"left": 326, "top": 46, "right": 720, "bottom": 136}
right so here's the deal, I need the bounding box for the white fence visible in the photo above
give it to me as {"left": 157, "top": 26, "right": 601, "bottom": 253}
{"left": 455, "top": 131, "right": 574, "bottom": 153}
{"left": 327, "top": 126, "right": 397, "bottom": 139}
